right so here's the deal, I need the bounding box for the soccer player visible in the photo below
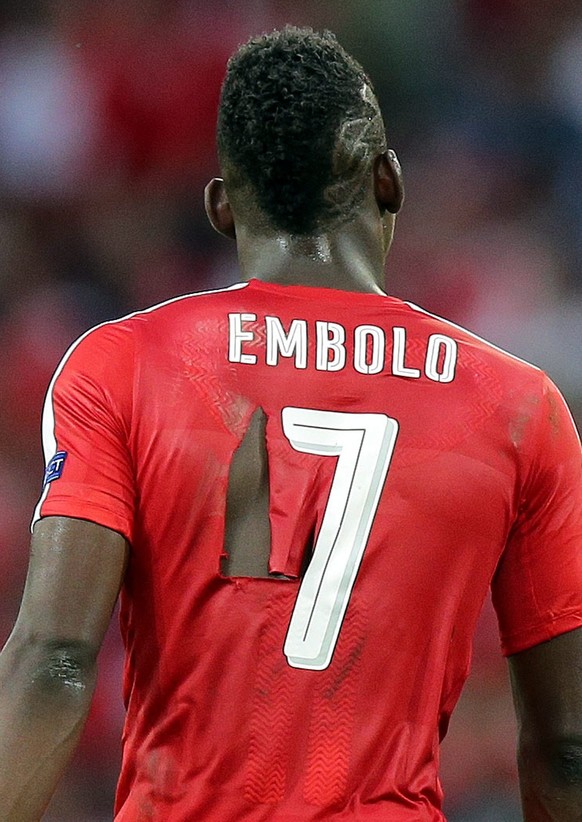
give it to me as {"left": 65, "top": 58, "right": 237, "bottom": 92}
{"left": 1, "top": 26, "right": 582, "bottom": 822}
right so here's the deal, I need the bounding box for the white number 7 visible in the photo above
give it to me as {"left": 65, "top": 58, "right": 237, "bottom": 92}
{"left": 281, "top": 407, "right": 399, "bottom": 671}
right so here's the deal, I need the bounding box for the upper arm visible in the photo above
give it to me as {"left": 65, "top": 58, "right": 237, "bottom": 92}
{"left": 509, "top": 626, "right": 582, "bottom": 747}
{"left": 13, "top": 516, "right": 128, "bottom": 657}
{"left": 15, "top": 321, "right": 135, "bottom": 656}
{"left": 492, "top": 375, "right": 582, "bottom": 656}
{"left": 32, "top": 320, "right": 136, "bottom": 542}
{"left": 493, "top": 375, "right": 582, "bottom": 786}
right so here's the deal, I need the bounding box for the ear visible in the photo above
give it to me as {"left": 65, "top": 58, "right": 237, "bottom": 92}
{"left": 374, "top": 150, "right": 404, "bottom": 215}
{"left": 204, "top": 178, "right": 236, "bottom": 239}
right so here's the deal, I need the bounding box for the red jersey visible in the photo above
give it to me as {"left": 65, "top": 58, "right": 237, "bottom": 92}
{"left": 33, "top": 280, "right": 582, "bottom": 820}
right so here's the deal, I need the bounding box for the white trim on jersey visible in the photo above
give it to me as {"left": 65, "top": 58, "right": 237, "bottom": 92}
{"left": 404, "top": 301, "right": 542, "bottom": 372}
{"left": 31, "top": 281, "right": 250, "bottom": 531}
{"left": 406, "top": 302, "right": 582, "bottom": 448}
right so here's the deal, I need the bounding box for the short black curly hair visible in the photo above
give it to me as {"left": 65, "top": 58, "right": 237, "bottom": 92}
{"left": 217, "top": 26, "right": 386, "bottom": 236}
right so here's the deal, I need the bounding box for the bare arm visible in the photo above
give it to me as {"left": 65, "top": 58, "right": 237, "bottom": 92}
{"left": 510, "top": 627, "right": 582, "bottom": 821}
{"left": 0, "top": 516, "right": 128, "bottom": 821}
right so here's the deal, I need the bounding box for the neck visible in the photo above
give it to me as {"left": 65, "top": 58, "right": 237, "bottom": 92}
{"left": 234, "top": 210, "right": 389, "bottom": 295}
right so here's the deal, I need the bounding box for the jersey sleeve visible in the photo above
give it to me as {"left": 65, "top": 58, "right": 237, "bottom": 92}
{"left": 492, "top": 373, "right": 582, "bottom": 656}
{"left": 31, "top": 320, "right": 136, "bottom": 543}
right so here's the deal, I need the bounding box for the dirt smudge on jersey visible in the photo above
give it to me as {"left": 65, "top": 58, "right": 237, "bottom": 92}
{"left": 509, "top": 393, "right": 540, "bottom": 448}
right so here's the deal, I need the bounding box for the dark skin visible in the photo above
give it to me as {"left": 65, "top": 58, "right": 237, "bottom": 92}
{"left": 511, "top": 632, "right": 582, "bottom": 818}
{"left": 1, "top": 147, "right": 582, "bottom": 820}
{"left": 0, "top": 517, "right": 127, "bottom": 820}
{"left": 204, "top": 150, "right": 404, "bottom": 294}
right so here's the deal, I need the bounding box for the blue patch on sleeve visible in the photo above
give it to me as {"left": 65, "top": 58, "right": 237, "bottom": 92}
{"left": 44, "top": 451, "right": 68, "bottom": 485}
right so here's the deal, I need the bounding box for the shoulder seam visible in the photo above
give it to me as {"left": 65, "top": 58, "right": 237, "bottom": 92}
{"left": 404, "top": 301, "right": 542, "bottom": 372}
{"left": 121, "top": 280, "right": 249, "bottom": 322}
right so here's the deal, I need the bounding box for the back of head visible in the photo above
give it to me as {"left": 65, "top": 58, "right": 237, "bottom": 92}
{"left": 217, "top": 26, "right": 387, "bottom": 236}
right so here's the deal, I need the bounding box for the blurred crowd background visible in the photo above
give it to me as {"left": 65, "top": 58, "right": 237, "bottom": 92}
{"left": 1, "top": 0, "right": 581, "bottom": 819}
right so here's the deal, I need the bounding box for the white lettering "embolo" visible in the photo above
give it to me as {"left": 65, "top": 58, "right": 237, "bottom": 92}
{"left": 228, "top": 314, "right": 457, "bottom": 383}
